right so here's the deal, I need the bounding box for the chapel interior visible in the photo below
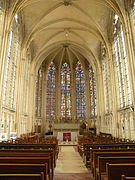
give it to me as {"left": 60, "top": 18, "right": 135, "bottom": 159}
{"left": 0, "top": 0, "right": 135, "bottom": 179}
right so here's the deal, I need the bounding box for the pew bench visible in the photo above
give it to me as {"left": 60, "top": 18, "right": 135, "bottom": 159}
{"left": 83, "top": 143, "right": 135, "bottom": 167}
{"left": 104, "top": 163, "right": 135, "bottom": 180}
{"left": 0, "top": 151, "right": 54, "bottom": 180}
{"left": 121, "top": 175, "right": 135, "bottom": 180}
{"left": 93, "top": 151, "right": 135, "bottom": 177}
{"left": 0, "top": 163, "right": 48, "bottom": 180}
{"left": 0, "top": 156, "right": 52, "bottom": 180}
{"left": 0, "top": 149, "right": 56, "bottom": 168}
{"left": 0, "top": 173, "right": 44, "bottom": 180}
{"left": 90, "top": 148, "right": 135, "bottom": 169}
{"left": 97, "top": 156, "right": 135, "bottom": 180}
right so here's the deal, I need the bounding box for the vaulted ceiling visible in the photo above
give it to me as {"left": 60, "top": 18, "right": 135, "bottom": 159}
{"left": 11, "top": 0, "right": 125, "bottom": 70}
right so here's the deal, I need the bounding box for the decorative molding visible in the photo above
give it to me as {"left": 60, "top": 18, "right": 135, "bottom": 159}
{"left": 63, "top": 0, "right": 72, "bottom": 6}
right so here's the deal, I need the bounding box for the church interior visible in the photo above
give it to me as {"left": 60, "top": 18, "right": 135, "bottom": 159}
{"left": 0, "top": 0, "right": 135, "bottom": 179}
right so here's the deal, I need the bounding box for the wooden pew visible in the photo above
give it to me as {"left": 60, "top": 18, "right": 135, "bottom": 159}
{"left": 0, "top": 149, "right": 55, "bottom": 168}
{"left": 0, "top": 151, "right": 53, "bottom": 180}
{"left": 83, "top": 143, "right": 135, "bottom": 167}
{"left": 97, "top": 156, "right": 135, "bottom": 180}
{"left": 90, "top": 148, "right": 135, "bottom": 168}
{"left": 0, "top": 164, "right": 47, "bottom": 180}
{"left": 0, "top": 143, "right": 58, "bottom": 163}
{"left": 0, "top": 173, "right": 44, "bottom": 180}
{"left": 0, "top": 152, "right": 53, "bottom": 180}
{"left": 105, "top": 163, "right": 135, "bottom": 180}
{"left": 93, "top": 151, "right": 135, "bottom": 177}
{"left": 0, "top": 143, "right": 57, "bottom": 150}
{"left": 0, "top": 157, "right": 52, "bottom": 180}
{"left": 121, "top": 175, "right": 135, "bottom": 180}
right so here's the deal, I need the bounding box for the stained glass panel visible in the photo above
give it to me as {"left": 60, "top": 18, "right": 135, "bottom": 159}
{"left": 46, "top": 62, "right": 56, "bottom": 120}
{"left": 61, "top": 63, "right": 71, "bottom": 118}
{"left": 76, "top": 62, "right": 86, "bottom": 118}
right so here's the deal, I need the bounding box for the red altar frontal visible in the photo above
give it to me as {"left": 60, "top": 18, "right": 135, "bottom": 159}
{"left": 63, "top": 132, "right": 71, "bottom": 141}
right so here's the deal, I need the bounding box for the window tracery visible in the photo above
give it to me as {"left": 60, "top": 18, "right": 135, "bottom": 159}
{"left": 61, "top": 63, "right": 71, "bottom": 120}
{"left": 3, "top": 17, "right": 20, "bottom": 109}
{"left": 46, "top": 62, "right": 56, "bottom": 120}
{"left": 112, "top": 15, "right": 132, "bottom": 108}
{"left": 76, "top": 61, "right": 86, "bottom": 118}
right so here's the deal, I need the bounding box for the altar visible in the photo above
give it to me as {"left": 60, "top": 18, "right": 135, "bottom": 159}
{"left": 53, "top": 123, "right": 79, "bottom": 143}
{"left": 57, "top": 131, "right": 78, "bottom": 142}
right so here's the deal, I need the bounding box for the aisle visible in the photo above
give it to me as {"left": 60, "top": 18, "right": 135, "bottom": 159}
{"left": 54, "top": 146, "right": 94, "bottom": 180}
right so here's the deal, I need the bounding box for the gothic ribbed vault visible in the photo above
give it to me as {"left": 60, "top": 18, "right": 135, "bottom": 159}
{"left": 10, "top": 0, "right": 126, "bottom": 69}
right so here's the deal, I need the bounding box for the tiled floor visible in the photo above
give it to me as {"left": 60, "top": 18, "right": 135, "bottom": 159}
{"left": 54, "top": 146, "right": 94, "bottom": 180}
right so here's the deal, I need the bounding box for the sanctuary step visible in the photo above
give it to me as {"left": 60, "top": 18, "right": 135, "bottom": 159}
{"left": 58, "top": 141, "right": 77, "bottom": 146}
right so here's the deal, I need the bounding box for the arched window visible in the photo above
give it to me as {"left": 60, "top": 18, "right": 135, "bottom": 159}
{"left": 131, "top": 1, "right": 135, "bottom": 27}
{"left": 0, "top": 2, "right": 5, "bottom": 47}
{"left": 112, "top": 15, "right": 132, "bottom": 108}
{"left": 89, "top": 65, "right": 97, "bottom": 117}
{"left": 46, "top": 62, "right": 56, "bottom": 120}
{"left": 61, "top": 63, "right": 71, "bottom": 119}
{"left": 35, "top": 67, "right": 43, "bottom": 118}
{"left": 76, "top": 61, "right": 86, "bottom": 118}
{"left": 3, "top": 15, "right": 20, "bottom": 109}
{"left": 130, "top": 1, "right": 135, "bottom": 45}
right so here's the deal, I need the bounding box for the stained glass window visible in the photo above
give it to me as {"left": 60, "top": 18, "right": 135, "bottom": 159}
{"left": 76, "top": 61, "right": 86, "bottom": 118}
{"left": 89, "top": 65, "right": 97, "bottom": 117}
{"left": 46, "top": 62, "right": 56, "bottom": 120}
{"left": 61, "top": 63, "right": 71, "bottom": 118}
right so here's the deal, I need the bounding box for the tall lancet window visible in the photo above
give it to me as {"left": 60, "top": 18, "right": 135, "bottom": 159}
{"left": 112, "top": 15, "right": 132, "bottom": 108}
{"left": 61, "top": 63, "right": 71, "bottom": 118}
{"left": 3, "top": 16, "right": 20, "bottom": 109}
{"left": 46, "top": 62, "right": 56, "bottom": 120}
{"left": 76, "top": 61, "right": 86, "bottom": 118}
{"left": 132, "top": 1, "right": 135, "bottom": 27}
{"left": 89, "top": 65, "right": 97, "bottom": 117}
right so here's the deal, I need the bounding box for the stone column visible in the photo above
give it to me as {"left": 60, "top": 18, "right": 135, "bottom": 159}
{"left": 41, "top": 69, "right": 46, "bottom": 134}
{"left": 84, "top": 66, "right": 91, "bottom": 127}
{"left": 70, "top": 66, "right": 77, "bottom": 123}
{"left": 55, "top": 67, "right": 61, "bottom": 123}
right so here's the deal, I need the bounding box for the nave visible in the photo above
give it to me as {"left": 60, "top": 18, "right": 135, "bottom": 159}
{"left": 0, "top": 0, "right": 135, "bottom": 179}
{"left": 0, "top": 134, "right": 135, "bottom": 179}
{"left": 54, "top": 146, "right": 93, "bottom": 180}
